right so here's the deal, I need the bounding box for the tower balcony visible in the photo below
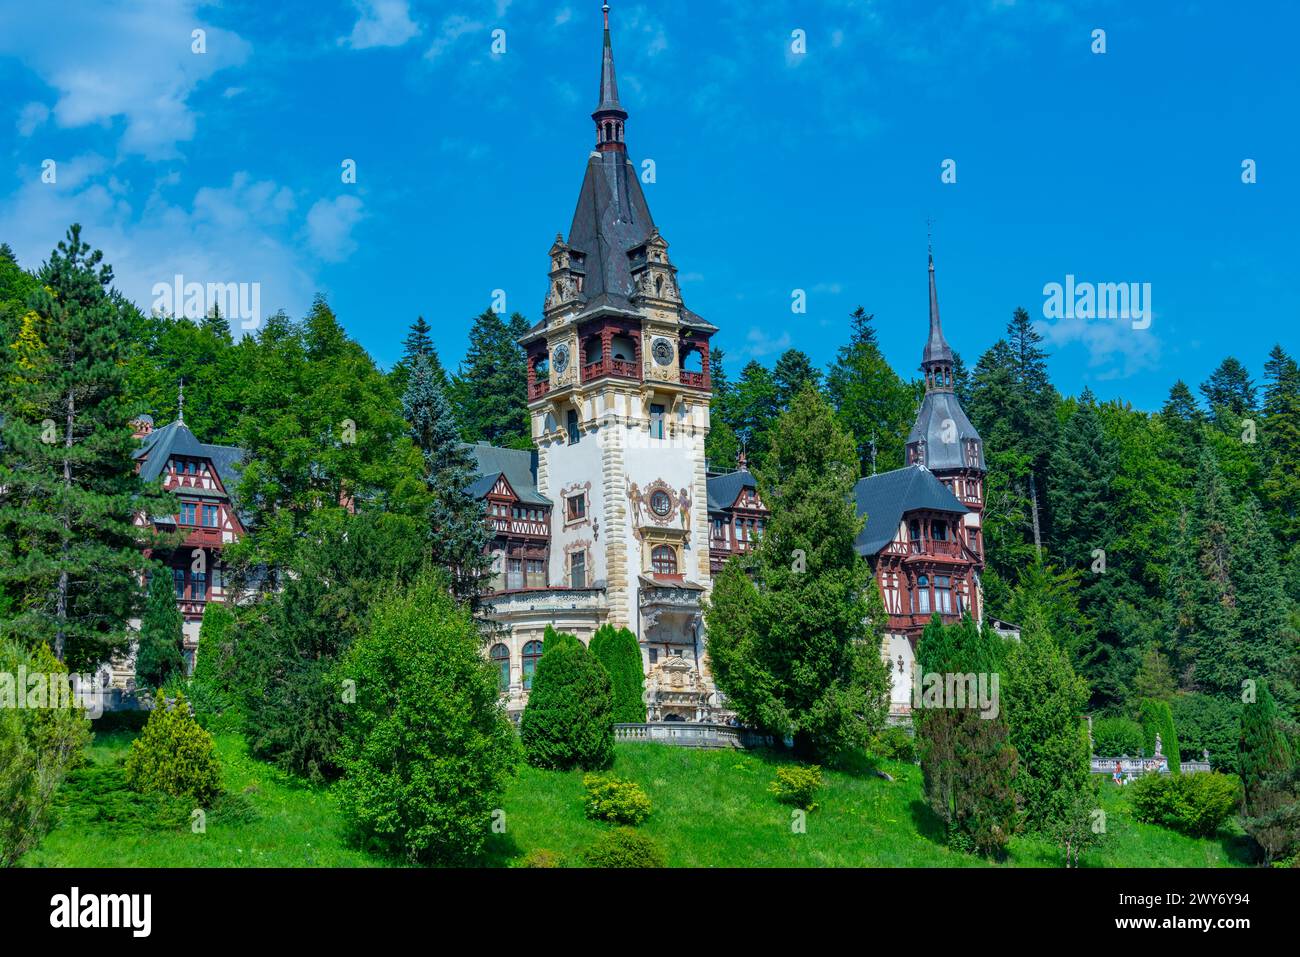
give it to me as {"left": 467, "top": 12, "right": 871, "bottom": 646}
{"left": 581, "top": 356, "right": 641, "bottom": 383}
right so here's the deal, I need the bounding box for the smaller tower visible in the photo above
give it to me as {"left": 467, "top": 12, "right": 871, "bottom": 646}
{"left": 906, "top": 244, "right": 987, "bottom": 572}
{"left": 593, "top": 3, "right": 627, "bottom": 153}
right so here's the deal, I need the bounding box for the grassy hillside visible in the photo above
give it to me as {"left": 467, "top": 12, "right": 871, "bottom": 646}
{"left": 24, "top": 732, "right": 1251, "bottom": 868}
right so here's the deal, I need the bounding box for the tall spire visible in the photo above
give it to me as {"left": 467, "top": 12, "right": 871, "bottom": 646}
{"left": 593, "top": 3, "right": 627, "bottom": 152}
{"left": 922, "top": 238, "right": 954, "bottom": 393}
{"left": 177, "top": 377, "right": 185, "bottom": 424}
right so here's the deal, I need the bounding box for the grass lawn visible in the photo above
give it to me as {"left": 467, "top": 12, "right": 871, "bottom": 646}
{"left": 25, "top": 732, "right": 1252, "bottom": 868}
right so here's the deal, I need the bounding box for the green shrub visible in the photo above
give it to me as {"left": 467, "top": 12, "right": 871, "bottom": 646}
{"left": 1139, "top": 699, "right": 1181, "bottom": 773}
{"left": 581, "top": 827, "right": 667, "bottom": 868}
{"left": 1129, "top": 772, "right": 1242, "bottom": 837}
{"left": 519, "top": 635, "right": 614, "bottom": 771}
{"left": 188, "top": 603, "right": 240, "bottom": 732}
{"left": 124, "top": 692, "right": 222, "bottom": 805}
{"left": 870, "top": 725, "right": 916, "bottom": 762}
{"left": 583, "top": 774, "right": 652, "bottom": 825}
{"left": 0, "top": 640, "right": 93, "bottom": 867}
{"left": 589, "top": 625, "right": 647, "bottom": 724}
{"left": 1169, "top": 693, "right": 1238, "bottom": 771}
{"left": 1093, "top": 717, "right": 1144, "bottom": 756}
{"left": 519, "top": 848, "right": 565, "bottom": 868}
{"left": 769, "top": 764, "right": 823, "bottom": 810}
{"left": 336, "top": 577, "right": 519, "bottom": 866}
{"left": 134, "top": 565, "right": 186, "bottom": 693}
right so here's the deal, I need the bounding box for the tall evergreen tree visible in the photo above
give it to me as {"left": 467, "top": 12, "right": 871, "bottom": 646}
{"left": 450, "top": 309, "right": 530, "bottom": 448}
{"left": 1238, "top": 681, "right": 1294, "bottom": 811}
{"left": 772, "top": 348, "right": 822, "bottom": 411}
{"left": 390, "top": 315, "right": 449, "bottom": 400}
{"left": 728, "top": 360, "right": 780, "bottom": 467}
{"left": 0, "top": 225, "right": 172, "bottom": 668}
{"left": 1003, "top": 604, "right": 1092, "bottom": 832}
{"left": 1200, "top": 356, "right": 1257, "bottom": 427}
{"left": 1261, "top": 345, "right": 1300, "bottom": 540}
{"left": 704, "top": 388, "right": 891, "bottom": 759}
{"left": 1160, "top": 380, "right": 1203, "bottom": 474}
{"left": 403, "top": 352, "right": 491, "bottom": 605}
{"left": 134, "top": 566, "right": 185, "bottom": 692}
{"left": 824, "top": 307, "right": 914, "bottom": 475}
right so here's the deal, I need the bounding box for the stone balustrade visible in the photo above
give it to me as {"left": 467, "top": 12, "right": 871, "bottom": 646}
{"left": 614, "top": 722, "right": 774, "bottom": 750}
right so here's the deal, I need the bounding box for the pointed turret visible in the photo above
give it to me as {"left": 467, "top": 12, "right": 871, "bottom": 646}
{"left": 921, "top": 246, "right": 955, "bottom": 392}
{"left": 593, "top": 3, "right": 627, "bottom": 152}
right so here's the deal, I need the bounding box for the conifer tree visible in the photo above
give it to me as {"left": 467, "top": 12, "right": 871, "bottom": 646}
{"left": 390, "top": 315, "right": 449, "bottom": 399}
{"left": 1261, "top": 344, "right": 1300, "bottom": 540}
{"left": 1160, "top": 380, "right": 1203, "bottom": 474}
{"left": 403, "top": 352, "right": 490, "bottom": 604}
{"left": 1003, "top": 604, "right": 1091, "bottom": 832}
{"left": 704, "top": 388, "right": 891, "bottom": 759}
{"left": 450, "top": 309, "right": 530, "bottom": 448}
{"left": 824, "top": 307, "right": 914, "bottom": 475}
{"left": 772, "top": 348, "right": 822, "bottom": 411}
{"left": 134, "top": 566, "right": 185, "bottom": 692}
{"left": 1238, "top": 680, "right": 1294, "bottom": 810}
{"left": 589, "top": 624, "right": 646, "bottom": 724}
{"left": 0, "top": 225, "right": 172, "bottom": 668}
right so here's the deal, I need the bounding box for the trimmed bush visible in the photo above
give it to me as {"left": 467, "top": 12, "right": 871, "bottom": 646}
{"left": 589, "top": 624, "right": 647, "bottom": 724}
{"left": 1129, "top": 772, "right": 1241, "bottom": 838}
{"left": 1139, "top": 699, "right": 1181, "bottom": 773}
{"left": 769, "top": 764, "right": 823, "bottom": 810}
{"left": 582, "top": 827, "right": 667, "bottom": 868}
{"left": 1092, "top": 717, "right": 1144, "bottom": 756}
{"left": 870, "top": 725, "right": 916, "bottom": 762}
{"left": 336, "top": 577, "right": 519, "bottom": 866}
{"left": 124, "top": 692, "right": 222, "bottom": 805}
{"left": 584, "top": 774, "right": 652, "bottom": 825}
{"left": 519, "top": 635, "right": 614, "bottom": 771}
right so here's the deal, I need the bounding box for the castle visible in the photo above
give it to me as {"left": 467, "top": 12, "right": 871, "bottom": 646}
{"left": 121, "top": 4, "right": 997, "bottom": 722}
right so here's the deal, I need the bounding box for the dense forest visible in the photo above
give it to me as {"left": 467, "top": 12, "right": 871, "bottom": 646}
{"left": 2, "top": 232, "right": 1297, "bottom": 765}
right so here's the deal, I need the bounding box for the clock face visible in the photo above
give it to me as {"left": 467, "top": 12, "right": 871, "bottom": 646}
{"left": 652, "top": 337, "right": 674, "bottom": 366}
{"left": 650, "top": 489, "right": 673, "bottom": 516}
{"left": 552, "top": 343, "right": 570, "bottom": 374}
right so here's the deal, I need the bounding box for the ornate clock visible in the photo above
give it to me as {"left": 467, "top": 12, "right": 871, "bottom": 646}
{"left": 552, "top": 342, "right": 570, "bottom": 375}
{"left": 651, "top": 337, "right": 674, "bottom": 366}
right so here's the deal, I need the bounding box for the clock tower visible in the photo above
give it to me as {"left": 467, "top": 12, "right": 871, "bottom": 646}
{"left": 518, "top": 2, "right": 717, "bottom": 681}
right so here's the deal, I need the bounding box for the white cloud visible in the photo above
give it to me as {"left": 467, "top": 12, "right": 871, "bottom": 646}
{"left": 306, "top": 195, "right": 366, "bottom": 263}
{"left": 342, "top": 0, "right": 420, "bottom": 50}
{"left": 1036, "top": 315, "right": 1162, "bottom": 381}
{"left": 0, "top": 165, "right": 315, "bottom": 327}
{"left": 425, "top": 14, "right": 485, "bottom": 61}
{"left": 0, "top": 0, "right": 250, "bottom": 157}
{"left": 16, "top": 101, "right": 49, "bottom": 136}
{"left": 740, "top": 326, "right": 793, "bottom": 361}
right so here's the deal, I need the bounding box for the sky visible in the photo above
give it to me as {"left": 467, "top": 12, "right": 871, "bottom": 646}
{"left": 1, "top": 0, "right": 1296, "bottom": 412}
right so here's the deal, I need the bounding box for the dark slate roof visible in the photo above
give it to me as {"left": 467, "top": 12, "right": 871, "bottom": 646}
{"left": 564, "top": 150, "right": 657, "bottom": 312}
{"left": 923, "top": 254, "right": 954, "bottom": 366}
{"left": 907, "top": 391, "right": 985, "bottom": 471}
{"left": 854, "top": 465, "right": 967, "bottom": 557}
{"left": 134, "top": 420, "right": 245, "bottom": 494}
{"left": 706, "top": 468, "right": 758, "bottom": 511}
{"left": 594, "top": 15, "right": 625, "bottom": 117}
{"left": 465, "top": 443, "right": 551, "bottom": 506}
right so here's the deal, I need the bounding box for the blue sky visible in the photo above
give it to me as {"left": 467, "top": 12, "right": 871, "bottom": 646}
{"left": 1, "top": 0, "right": 1296, "bottom": 412}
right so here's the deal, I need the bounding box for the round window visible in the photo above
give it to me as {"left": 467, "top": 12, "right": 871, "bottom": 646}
{"left": 650, "top": 490, "right": 673, "bottom": 516}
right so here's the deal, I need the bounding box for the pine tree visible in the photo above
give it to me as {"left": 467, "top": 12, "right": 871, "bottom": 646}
{"left": 450, "top": 309, "right": 530, "bottom": 448}
{"left": 390, "top": 315, "right": 449, "bottom": 399}
{"left": 704, "top": 347, "right": 741, "bottom": 470}
{"left": 403, "top": 352, "right": 491, "bottom": 605}
{"left": 0, "top": 225, "right": 172, "bottom": 668}
{"left": 1160, "top": 380, "right": 1203, "bottom": 474}
{"left": 729, "top": 361, "right": 780, "bottom": 467}
{"left": 1238, "top": 681, "right": 1293, "bottom": 811}
{"left": 1261, "top": 345, "right": 1300, "bottom": 540}
{"left": 134, "top": 566, "right": 185, "bottom": 692}
{"left": 704, "top": 388, "right": 891, "bottom": 759}
{"left": 1003, "top": 604, "right": 1092, "bottom": 832}
{"left": 772, "top": 349, "right": 822, "bottom": 411}
{"left": 1200, "top": 357, "right": 1257, "bottom": 427}
{"left": 824, "top": 307, "right": 914, "bottom": 475}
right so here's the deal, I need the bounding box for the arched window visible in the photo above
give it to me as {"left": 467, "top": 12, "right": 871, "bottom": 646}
{"left": 490, "top": 644, "right": 510, "bottom": 692}
{"left": 522, "top": 640, "right": 543, "bottom": 690}
{"left": 917, "top": 575, "right": 931, "bottom": 614}
{"left": 651, "top": 545, "right": 677, "bottom": 576}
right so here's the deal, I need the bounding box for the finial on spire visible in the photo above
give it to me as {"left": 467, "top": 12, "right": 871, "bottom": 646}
{"left": 177, "top": 377, "right": 185, "bottom": 424}
{"left": 921, "top": 237, "right": 954, "bottom": 393}
{"left": 926, "top": 217, "right": 934, "bottom": 267}
{"left": 593, "top": 1, "right": 627, "bottom": 152}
